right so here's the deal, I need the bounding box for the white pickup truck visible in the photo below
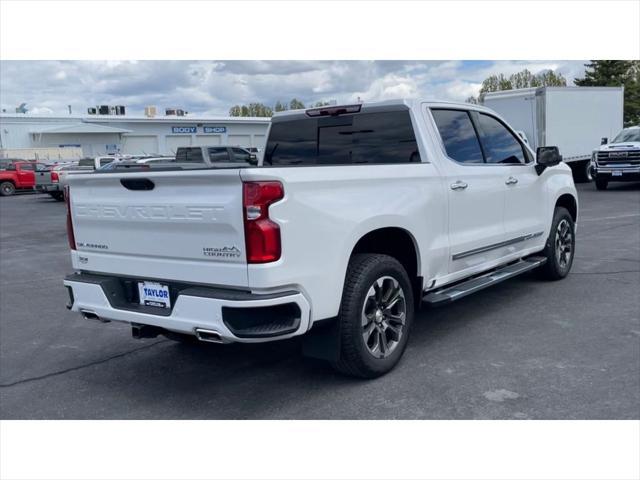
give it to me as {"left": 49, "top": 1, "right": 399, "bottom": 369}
{"left": 591, "top": 125, "right": 640, "bottom": 190}
{"left": 63, "top": 99, "right": 578, "bottom": 378}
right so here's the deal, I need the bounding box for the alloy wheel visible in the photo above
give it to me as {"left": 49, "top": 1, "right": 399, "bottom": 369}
{"left": 555, "top": 219, "right": 573, "bottom": 269}
{"left": 361, "top": 276, "right": 406, "bottom": 359}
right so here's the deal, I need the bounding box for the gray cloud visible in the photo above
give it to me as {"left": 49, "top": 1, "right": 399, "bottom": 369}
{"left": 0, "top": 60, "right": 586, "bottom": 116}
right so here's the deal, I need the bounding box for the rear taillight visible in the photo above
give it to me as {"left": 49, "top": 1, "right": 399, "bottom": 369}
{"left": 243, "top": 181, "right": 284, "bottom": 263}
{"left": 64, "top": 185, "right": 76, "bottom": 250}
{"left": 51, "top": 171, "right": 59, "bottom": 183}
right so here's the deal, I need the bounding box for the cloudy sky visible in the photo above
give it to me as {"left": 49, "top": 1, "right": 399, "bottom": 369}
{"left": 0, "top": 60, "right": 589, "bottom": 116}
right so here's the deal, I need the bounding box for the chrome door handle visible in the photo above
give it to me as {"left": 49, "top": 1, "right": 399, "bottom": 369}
{"left": 450, "top": 181, "right": 468, "bottom": 191}
{"left": 505, "top": 176, "right": 518, "bottom": 186}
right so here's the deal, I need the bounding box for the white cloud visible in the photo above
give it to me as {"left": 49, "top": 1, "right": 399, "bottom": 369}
{"left": 0, "top": 60, "right": 586, "bottom": 115}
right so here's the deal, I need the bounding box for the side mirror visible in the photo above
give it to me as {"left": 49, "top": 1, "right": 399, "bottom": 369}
{"left": 247, "top": 153, "right": 258, "bottom": 165}
{"left": 536, "top": 146, "right": 562, "bottom": 175}
{"left": 601, "top": 137, "right": 608, "bottom": 145}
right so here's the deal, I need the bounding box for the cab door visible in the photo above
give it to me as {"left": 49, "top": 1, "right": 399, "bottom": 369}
{"left": 16, "top": 163, "right": 36, "bottom": 187}
{"left": 473, "top": 112, "right": 547, "bottom": 253}
{"left": 428, "top": 108, "right": 508, "bottom": 275}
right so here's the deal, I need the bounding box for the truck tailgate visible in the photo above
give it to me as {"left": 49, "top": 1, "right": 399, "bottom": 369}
{"left": 35, "top": 170, "right": 52, "bottom": 186}
{"left": 67, "top": 169, "right": 248, "bottom": 287}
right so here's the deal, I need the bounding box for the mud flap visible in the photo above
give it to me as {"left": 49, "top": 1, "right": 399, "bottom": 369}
{"left": 301, "top": 317, "right": 341, "bottom": 362}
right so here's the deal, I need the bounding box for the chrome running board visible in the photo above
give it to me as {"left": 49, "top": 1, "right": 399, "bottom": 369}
{"left": 422, "top": 256, "right": 547, "bottom": 306}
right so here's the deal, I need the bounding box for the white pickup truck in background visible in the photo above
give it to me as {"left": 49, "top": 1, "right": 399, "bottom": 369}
{"left": 63, "top": 99, "right": 578, "bottom": 378}
{"left": 591, "top": 125, "right": 640, "bottom": 190}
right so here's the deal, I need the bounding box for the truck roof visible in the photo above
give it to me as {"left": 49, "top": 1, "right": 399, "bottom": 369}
{"left": 271, "top": 98, "right": 496, "bottom": 122}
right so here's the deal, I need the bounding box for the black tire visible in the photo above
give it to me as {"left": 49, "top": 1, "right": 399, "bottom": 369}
{"left": 0, "top": 181, "right": 16, "bottom": 197}
{"left": 573, "top": 160, "right": 594, "bottom": 183}
{"left": 49, "top": 192, "right": 64, "bottom": 201}
{"left": 332, "top": 254, "right": 414, "bottom": 378}
{"left": 595, "top": 178, "right": 608, "bottom": 190}
{"left": 584, "top": 162, "right": 594, "bottom": 182}
{"left": 537, "top": 207, "right": 575, "bottom": 280}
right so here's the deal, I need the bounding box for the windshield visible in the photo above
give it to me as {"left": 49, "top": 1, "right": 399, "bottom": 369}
{"left": 611, "top": 128, "right": 640, "bottom": 143}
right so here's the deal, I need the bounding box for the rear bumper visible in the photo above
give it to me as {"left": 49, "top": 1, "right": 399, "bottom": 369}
{"left": 594, "top": 166, "right": 640, "bottom": 182}
{"left": 36, "top": 184, "right": 61, "bottom": 193}
{"left": 64, "top": 273, "right": 311, "bottom": 343}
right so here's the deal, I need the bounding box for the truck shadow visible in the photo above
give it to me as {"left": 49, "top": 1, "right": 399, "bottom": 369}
{"left": 76, "top": 272, "right": 541, "bottom": 419}
{"left": 589, "top": 182, "right": 640, "bottom": 191}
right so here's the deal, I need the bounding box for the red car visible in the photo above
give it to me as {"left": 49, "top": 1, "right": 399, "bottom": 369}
{"left": 0, "top": 161, "right": 47, "bottom": 196}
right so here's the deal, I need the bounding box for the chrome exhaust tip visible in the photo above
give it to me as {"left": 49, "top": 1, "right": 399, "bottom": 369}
{"left": 80, "top": 309, "right": 109, "bottom": 323}
{"left": 194, "top": 328, "right": 223, "bottom": 344}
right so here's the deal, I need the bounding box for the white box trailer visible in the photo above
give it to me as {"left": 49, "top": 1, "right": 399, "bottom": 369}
{"left": 483, "top": 86, "right": 624, "bottom": 181}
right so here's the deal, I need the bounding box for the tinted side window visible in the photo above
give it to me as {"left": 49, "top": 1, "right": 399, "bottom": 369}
{"left": 476, "top": 113, "right": 525, "bottom": 164}
{"left": 431, "top": 109, "right": 484, "bottom": 164}
{"left": 99, "top": 159, "right": 113, "bottom": 166}
{"left": 231, "top": 148, "right": 251, "bottom": 162}
{"left": 78, "top": 158, "right": 94, "bottom": 167}
{"left": 265, "top": 111, "right": 420, "bottom": 166}
{"left": 177, "top": 148, "right": 205, "bottom": 163}
{"left": 19, "top": 163, "right": 34, "bottom": 171}
{"left": 207, "top": 147, "right": 230, "bottom": 163}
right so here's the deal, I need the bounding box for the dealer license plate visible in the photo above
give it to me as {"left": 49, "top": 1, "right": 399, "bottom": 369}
{"left": 138, "top": 281, "right": 171, "bottom": 308}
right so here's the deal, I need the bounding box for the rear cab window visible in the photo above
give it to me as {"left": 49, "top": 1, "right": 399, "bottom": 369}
{"left": 265, "top": 110, "right": 421, "bottom": 166}
{"left": 78, "top": 158, "right": 94, "bottom": 167}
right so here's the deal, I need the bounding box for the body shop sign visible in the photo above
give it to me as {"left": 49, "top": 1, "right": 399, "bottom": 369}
{"left": 171, "top": 126, "right": 197, "bottom": 134}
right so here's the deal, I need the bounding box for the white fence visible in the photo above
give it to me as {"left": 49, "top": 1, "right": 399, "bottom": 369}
{"left": 0, "top": 147, "right": 84, "bottom": 164}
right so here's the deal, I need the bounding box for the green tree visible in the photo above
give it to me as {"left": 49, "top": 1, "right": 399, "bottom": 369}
{"left": 472, "top": 68, "right": 567, "bottom": 103}
{"left": 289, "top": 98, "right": 305, "bottom": 110}
{"left": 229, "top": 103, "right": 273, "bottom": 117}
{"left": 575, "top": 60, "right": 640, "bottom": 126}
{"left": 313, "top": 101, "right": 330, "bottom": 107}
{"left": 274, "top": 101, "right": 287, "bottom": 112}
{"left": 510, "top": 69, "right": 538, "bottom": 89}
{"left": 537, "top": 70, "right": 567, "bottom": 88}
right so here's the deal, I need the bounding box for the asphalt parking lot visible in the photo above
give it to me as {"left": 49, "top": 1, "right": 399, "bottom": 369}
{"left": 0, "top": 183, "right": 639, "bottom": 419}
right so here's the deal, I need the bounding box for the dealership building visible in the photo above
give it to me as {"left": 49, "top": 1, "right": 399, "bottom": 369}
{"left": 0, "top": 108, "right": 271, "bottom": 161}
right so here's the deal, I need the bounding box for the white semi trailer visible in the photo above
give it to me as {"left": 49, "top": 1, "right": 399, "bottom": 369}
{"left": 483, "top": 86, "right": 624, "bottom": 182}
